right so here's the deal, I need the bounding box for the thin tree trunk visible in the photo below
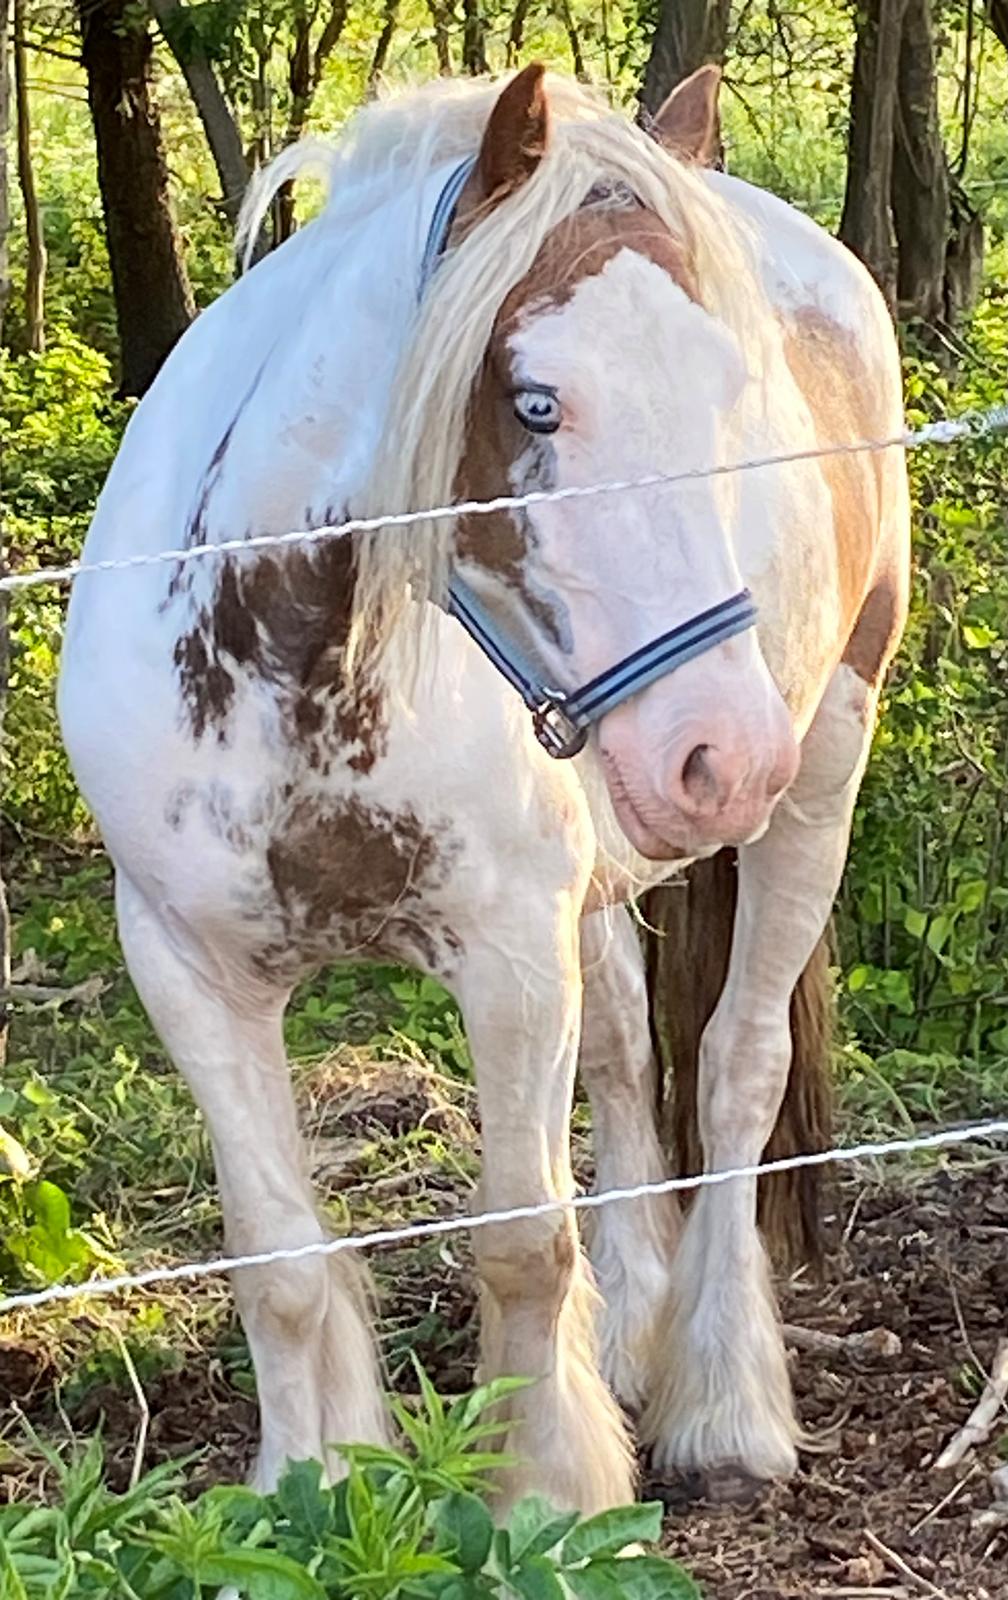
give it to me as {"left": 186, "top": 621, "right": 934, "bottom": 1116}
{"left": 462, "top": 0, "right": 488, "bottom": 74}
{"left": 0, "top": 0, "right": 11, "bottom": 1074}
{"left": 275, "top": 5, "right": 311, "bottom": 243}
{"left": 427, "top": 0, "right": 452, "bottom": 73}
{"left": 0, "top": 0, "right": 10, "bottom": 335}
{"left": 369, "top": 0, "right": 400, "bottom": 87}
{"left": 988, "top": 0, "right": 1008, "bottom": 52}
{"left": 77, "top": 0, "right": 195, "bottom": 397}
{"left": 560, "top": 0, "right": 586, "bottom": 79}
{"left": 891, "top": 0, "right": 949, "bottom": 322}
{"left": 149, "top": 0, "right": 249, "bottom": 224}
{"left": 275, "top": 0, "right": 350, "bottom": 243}
{"left": 507, "top": 0, "right": 532, "bottom": 66}
{"left": 13, "top": 0, "right": 44, "bottom": 351}
{"left": 839, "top": 0, "right": 908, "bottom": 311}
{"left": 640, "top": 0, "right": 732, "bottom": 116}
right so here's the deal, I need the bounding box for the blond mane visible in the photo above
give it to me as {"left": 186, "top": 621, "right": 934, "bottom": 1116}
{"left": 238, "top": 73, "right": 765, "bottom": 674}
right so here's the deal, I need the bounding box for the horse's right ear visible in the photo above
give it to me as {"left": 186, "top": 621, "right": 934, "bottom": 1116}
{"left": 477, "top": 64, "right": 550, "bottom": 204}
{"left": 649, "top": 63, "right": 722, "bottom": 166}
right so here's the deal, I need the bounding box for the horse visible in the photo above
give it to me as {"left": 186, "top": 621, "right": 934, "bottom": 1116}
{"left": 58, "top": 62, "right": 909, "bottom": 1511}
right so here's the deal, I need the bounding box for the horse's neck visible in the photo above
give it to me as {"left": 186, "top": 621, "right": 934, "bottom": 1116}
{"left": 89, "top": 174, "right": 441, "bottom": 577}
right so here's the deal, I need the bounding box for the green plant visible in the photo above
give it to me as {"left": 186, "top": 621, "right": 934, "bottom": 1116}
{"left": 0, "top": 1377, "right": 700, "bottom": 1599}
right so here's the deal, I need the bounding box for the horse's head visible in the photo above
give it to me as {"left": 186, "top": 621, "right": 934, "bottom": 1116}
{"left": 454, "top": 66, "right": 798, "bottom": 860}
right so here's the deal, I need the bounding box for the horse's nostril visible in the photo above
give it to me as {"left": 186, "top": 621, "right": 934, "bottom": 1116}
{"left": 681, "top": 743, "right": 715, "bottom": 803}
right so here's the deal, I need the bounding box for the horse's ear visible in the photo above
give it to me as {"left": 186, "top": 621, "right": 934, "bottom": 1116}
{"left": 649, "top": 64, "right": 722, "bottom": 166}
{"left": 477, "top": 63, "right": 550, "bottom": 203}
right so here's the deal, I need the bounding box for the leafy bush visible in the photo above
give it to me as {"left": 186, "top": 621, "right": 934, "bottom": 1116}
{"left": 1, "top": 1376, "right": 699, "bottom": 1599}
{"left": 836, "top": 299, "right": 1008, "bottom": 1084}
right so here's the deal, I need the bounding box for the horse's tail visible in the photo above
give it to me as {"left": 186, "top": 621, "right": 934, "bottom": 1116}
{"left": 641, "top": 849, "right": 832, "bottom": 1265}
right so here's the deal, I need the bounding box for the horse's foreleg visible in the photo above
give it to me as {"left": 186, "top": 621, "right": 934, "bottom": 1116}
{"left": 643, "top": 665, "right": 878, "bottom": 1487}
{"left": 456, "top": 910, "right": 635, "bottom": 1515}
{"left": 115, "top": 873, "right": 388, "bottom": 1488}
{"left": 579, "top": 906, "right": 680, "bottom": 1410}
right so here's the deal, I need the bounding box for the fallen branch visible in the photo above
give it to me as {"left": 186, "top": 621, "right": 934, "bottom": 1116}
{"left": 1, "top": 975, "right": 106, "bottom": 1010}
{"left": 783, "top": 1323, "right": 902, "bottom": 1358}
{"left": 935, "top": 1338, "right": 1008, "bottom": 1469}
{"left": 862, "top": 1530, "right": 951, "bottom": 1599}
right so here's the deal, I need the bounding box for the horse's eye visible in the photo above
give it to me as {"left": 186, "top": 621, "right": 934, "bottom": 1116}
{"left": 513, "top": 389, "right": 562, "bottom": 435}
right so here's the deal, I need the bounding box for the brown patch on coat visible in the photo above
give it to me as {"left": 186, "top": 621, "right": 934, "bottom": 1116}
{"left": 263, "top": 796, "right": 455, "bottom": 975}
{"left": 173, "top": 533, "right": 386, "bottom": 772}
{"left": 455, "top": 202, "right": 698, "bottom": 634}
{"left": 842, "top": 573, "right": 904, "bottom": 688}
{"left": 779, "top": 308, "right": 888, "bottom": 650}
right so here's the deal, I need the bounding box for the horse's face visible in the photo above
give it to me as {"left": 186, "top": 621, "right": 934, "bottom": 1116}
{"left": 456, "top": 73, "right": 797, "bottom": 858}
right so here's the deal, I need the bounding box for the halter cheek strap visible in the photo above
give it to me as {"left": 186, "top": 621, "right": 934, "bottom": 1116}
{"left": 420, "top": 158, "right": 759, "bottom": 760}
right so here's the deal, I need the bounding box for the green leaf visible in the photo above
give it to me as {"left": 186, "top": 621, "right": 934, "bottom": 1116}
{"left": 434, "top": 1492, "right": 494, "bottom": 1572}
{"left": 508, "top": 1556, "right": 567, "bottom": 1600}
{"left": 198, "top": 1549, "right": 327, "bottom": 1600}
{"left": 847, "top": 964, "right": 871, "bottom": 994}
{"left": 926, "top": 913, "right": 954, "bottom": 957}
{"left": 28, "top": 1179, "right": 71, "bottom": 1239}
{"left": 567, "top": 1557, "right": 700, "bottom": 1600}
{"left": 508, "top": 1497, "right": 580, "bottom": 1561}
{"left": 962, "top": 623, "right": 997, "bottom": 649}
{"left": 562, "top": 1503, "right": 662, "bottom": 1564}
{"left": 274, "top": 1459, "right": 333, "bottom": 1543}
{"left": 904, "top": 907, "right": 927, "bottom": 939}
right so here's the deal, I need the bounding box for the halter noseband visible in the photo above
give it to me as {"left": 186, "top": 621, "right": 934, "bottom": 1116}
{"left": 422, "top": 157, "right": 758, "bottom": 760}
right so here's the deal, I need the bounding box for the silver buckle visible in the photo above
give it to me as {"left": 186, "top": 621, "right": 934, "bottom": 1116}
{"left": 531, "top": 694, "right": 588, "bottom": 760}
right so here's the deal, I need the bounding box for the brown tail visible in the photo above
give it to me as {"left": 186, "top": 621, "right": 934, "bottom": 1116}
{"left": 641, "top": 849, "right": 833, "bottom": 1266}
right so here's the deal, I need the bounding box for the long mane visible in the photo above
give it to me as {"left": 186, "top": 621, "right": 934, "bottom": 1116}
{"left": 237, "top": 74, "right": 764, "bottom": 671}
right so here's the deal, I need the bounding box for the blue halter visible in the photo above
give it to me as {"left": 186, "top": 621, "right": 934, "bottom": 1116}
{"left": 421, "top": 158, "right": 758, "bottom": 760}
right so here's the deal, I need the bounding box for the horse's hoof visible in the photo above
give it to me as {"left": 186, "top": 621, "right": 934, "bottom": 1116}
{"left": 698, "top": 1464, "right": 770, "bottom": 1506}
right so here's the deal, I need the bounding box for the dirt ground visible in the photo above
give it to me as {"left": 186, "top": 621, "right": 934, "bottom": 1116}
{"left": 2, "top": 1063, "right": 1006, "bottom": 1599}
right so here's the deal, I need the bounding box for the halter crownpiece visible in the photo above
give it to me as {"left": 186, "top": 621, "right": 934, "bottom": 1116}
{"left": 420, "top": 157, "right": 759, "bottom": 760}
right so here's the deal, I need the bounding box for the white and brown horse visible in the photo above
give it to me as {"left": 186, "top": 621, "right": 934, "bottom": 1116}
{"left": 58, "top": 65, "right": 909, "bottom": 1510}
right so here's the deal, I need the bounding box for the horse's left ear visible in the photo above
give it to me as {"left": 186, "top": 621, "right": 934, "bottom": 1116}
{"left": 649, "top": 63, "right": 722, "bottom": 166}
{"left": 478, "top": 63, "right": 550, "bottom": 203}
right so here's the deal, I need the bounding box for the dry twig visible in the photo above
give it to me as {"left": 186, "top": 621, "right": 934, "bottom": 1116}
{"left": 935, "top": 1338, "right": 1008, "bottom": 1469}
{"left": 783, "top": 1323, "right": 902, "bottom": 1358}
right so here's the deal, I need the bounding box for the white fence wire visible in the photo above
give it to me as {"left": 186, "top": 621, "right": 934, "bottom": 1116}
{"left": 2, "top": 402, "right": 1007, "bottom": 597}
{"left": 2, "top": 395, "right": 1007, "bottom": 1322}
{"left": 1, "top": 1119, "right": 1006, "bottom": 1316}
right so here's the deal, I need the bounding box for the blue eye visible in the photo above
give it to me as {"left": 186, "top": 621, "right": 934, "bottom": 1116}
{"left": 513, "top": 388, "right": 562, "bottom": 434}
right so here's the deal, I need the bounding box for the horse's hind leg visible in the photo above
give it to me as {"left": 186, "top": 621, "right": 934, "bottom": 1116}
{"left": 455, "top": 908, "right": 635, "bottom": 1515}
{"left": 579, "top": 906, "right": 680, "bottom": 1410}
{"left": 115, "top": 872, "right": 388, "bottom": 1487}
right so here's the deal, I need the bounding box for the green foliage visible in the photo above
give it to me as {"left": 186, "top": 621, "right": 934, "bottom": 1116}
{"left": 2, "top": 334, "right": 130, "bottom": 831}
{"left": 0, "top": 1381, "right": 699, "bottom": 1599}
{"left": 837, "top": 298, "right": 1008, "bottom": 1087}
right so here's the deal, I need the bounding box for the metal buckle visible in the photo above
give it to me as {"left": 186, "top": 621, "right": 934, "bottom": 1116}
{"left": 531, "top": 694, "right": 588, "bottom": 760}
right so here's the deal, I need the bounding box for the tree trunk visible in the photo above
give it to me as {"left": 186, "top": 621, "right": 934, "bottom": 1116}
{"left": 77, "top": 0, "right": 194, "bottom": 397}
{"left": 988, "top": 0, "right": 1008, "bottom": 52}
{"left": 149, "top": 0, "right": 249, "bottom": 225}
{"left": 274, "top": 0, "right": 350, "bottom": 243}
{"left": 640, "top": 0, "right": 732, "bottom": 117}
{"left": 507, "top": 0, "right": 532, "bottom": 66}
{"left": 368, "top": 0, "right": 399, "bottom": 87}
{"left": 428, "top": 0, "right": 452, "bottom": 72}
{"left": 1, "top": 0, "right": 11, "bottom": 1074}
{"left": 890, "top": 0, "right": 948, "bottom": 322}
{"left": 839, "top": 0, "right": 908, "bottom": 311}
{"left": 462, "top": 0, "right": 488, "bottom": 74}
{"left": 13, "top": 0, "right": 44, "bottom": 351}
